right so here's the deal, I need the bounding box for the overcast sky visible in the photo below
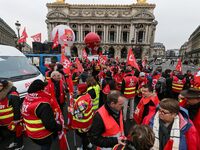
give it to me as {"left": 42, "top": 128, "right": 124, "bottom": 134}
{"left": 0, "top": 0, "right": 199, "bottom": 50}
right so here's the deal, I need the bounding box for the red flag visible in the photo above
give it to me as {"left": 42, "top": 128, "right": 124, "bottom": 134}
{"left": 49, "top": 97, "right": 69, "bottom": 150}
{"left": 61, "top": 53, "right": 71, "bottom": 75}
{"left": 60, "top": 54, "right": 74, "bottom": 95}
{"left": 127, "top": 48, "right": 141, "bottom": 72}
{"left": 75, "top": 58, "right": 84, "bottom": 73}
{"left": 52, "top": 30, "right": 59, "bottom": 49}
{"left": 175, "top": 58, "right": 182, "bottom": 72}
{"left": 82, "top": 49, "right": 88, "bottom": 59}
{"left": 31, "top": 33, "right": 41, "bottom": 42}
{"left": 18, "top": 28, "right": 28, "bottom": 43}
{"left": 99, "top": 55, "right": 107, "bottom": 65}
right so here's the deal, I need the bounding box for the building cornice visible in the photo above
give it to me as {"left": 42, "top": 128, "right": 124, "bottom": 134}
{"left": 47, "top": 3, "right": 155, "bottom": 9}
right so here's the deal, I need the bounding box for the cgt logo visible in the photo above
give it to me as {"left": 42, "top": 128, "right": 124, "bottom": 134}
{"left": 25, "top": 82, "right": 32, "bottom": 89}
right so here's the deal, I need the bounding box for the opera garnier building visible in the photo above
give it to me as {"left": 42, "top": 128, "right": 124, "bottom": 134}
{"left": 46, "top": 0, "right": 157, "bottom": 60}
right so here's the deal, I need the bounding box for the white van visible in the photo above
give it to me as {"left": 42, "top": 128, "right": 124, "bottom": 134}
{"left": 0, "top": 45, "right": 44, "bottom": 98}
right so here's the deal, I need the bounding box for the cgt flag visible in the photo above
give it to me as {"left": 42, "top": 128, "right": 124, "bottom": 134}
{"left": 52, "top": 30, "right": 59, "bottom": 49}
{"left": 127, "top": 48, "right": 141, "bottom": 72}
{"left": 18, "top": 28, "right": 28, "bottom": 43}
{"left": 82, "top": 49, "right": 88, "bottom": 59}
{"left": 31, "top": 33, "right": 41, "bottom": 42}
{"left": 175, "top": 58, "right": 182, "bottom": 72}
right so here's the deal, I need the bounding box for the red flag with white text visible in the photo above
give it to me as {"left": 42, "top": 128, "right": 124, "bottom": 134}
{"left": 31, "top": 33, "right": 41, "bottom": 42}
{"left": 175, "top": 58, "right": 182, "bottom": 72}
{"left": 75, "top": 57, "right": 84, "bottom": 73}
{"left": 127, "top": 48, "right": 141, "bottom": 72}
{"left": 52, "top": 30, "right": 59, "bottom": 49}
{"left": 60, "top": 53, "right": 74, "bottom": 94}
{"left": 18, "top": 28, "right": 28, "bottom": 43}
{"left": 61, "top": 53, "right": 71, "bottom": 75}
{"left": 99, "top": 55, "right": 107, "bottom": 65}
{"left": 82, "top": 49, "right": 88, "bottom": 59}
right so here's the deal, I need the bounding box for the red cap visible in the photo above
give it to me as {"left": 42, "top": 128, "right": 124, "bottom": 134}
{"left": 77, "top": 83, "right": 87, "bottom": 93}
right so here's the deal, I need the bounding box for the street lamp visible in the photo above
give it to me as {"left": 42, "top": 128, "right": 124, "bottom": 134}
{"left": 15, "top": 21, "right": 22, "bottom": 51}
{"left": 15, "top": 21, "right": 21, "bottom": 38}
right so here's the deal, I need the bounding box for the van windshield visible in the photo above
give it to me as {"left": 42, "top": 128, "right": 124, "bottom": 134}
{"left": 0, "top": 56, "right": 40, "bottom": 81}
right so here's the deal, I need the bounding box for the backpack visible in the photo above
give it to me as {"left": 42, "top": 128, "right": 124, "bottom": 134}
{"left": 155, "top": 77, "right": 166, "bottom": 94}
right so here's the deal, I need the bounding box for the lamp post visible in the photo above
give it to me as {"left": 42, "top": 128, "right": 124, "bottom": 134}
{"left": 15, "top": 20, "right": 22, "bottom": 51}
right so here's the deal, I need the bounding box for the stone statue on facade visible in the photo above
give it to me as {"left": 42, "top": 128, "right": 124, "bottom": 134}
{"left": 137, "top": 0, "right": 147, "bottom": 4}
{"left": 55, "top": 0, "right": 65, "bottom": 3}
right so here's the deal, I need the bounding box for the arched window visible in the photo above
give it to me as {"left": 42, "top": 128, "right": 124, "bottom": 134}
{"left": 71, "top": 46, "right": 78, "bottom": 57}
{"left": 108, "top": 46, "right": 115, "bottom": 58}
{"left": 121, "top": 47, "right": 127, "bottom": 59}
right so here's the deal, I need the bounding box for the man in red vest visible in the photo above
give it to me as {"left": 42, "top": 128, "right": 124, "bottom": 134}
{"left": 89, "top": 90, "right": 126, "bottom": 149}
{"left": 22, "top": 79, "right": 62, "bottom": 150}
{"left": 121, "top": 69, "right": 138, "bottom": 121}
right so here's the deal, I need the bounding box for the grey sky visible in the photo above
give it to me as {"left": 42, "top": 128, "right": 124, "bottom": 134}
{"left": 0, "top": 0, "right": 199, "bottom": 50}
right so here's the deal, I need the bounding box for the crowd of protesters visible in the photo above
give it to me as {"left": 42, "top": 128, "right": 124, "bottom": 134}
{"left": 0, "top": 56, "right": 200, "bottom": 150}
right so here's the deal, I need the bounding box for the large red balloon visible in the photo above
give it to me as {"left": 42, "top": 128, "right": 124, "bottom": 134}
{"left": 84, "top": 32, "right": 101, "bottom": 55}
{"left": 84, "top": 32, "right": 100, "bottom": 48}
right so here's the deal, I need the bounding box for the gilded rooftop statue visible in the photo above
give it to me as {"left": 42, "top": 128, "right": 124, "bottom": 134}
{"left": 55, "top": 0, "right": 65, "bottom": 3}
{"left": 137, "top": 0, "right": 147, "bottom": 4}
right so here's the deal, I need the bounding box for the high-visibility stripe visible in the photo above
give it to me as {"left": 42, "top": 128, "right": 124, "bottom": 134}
{"left": 193, "top": 86, "right": 200, "bottom": 89}
{"left": 172, "top": 83, "right": 184, "bottom": 87}
{"left": 172, "top": 86, "right": 183, "bottom": 90}
{"left": 124, "top": 91, "right": 136, "bottom": 94}
{"left": 84, "top": 108, "right": 93, "bottom": 117}
{"left": 26, "top": 125, "right": 45, "bottom": 132}
{"left": 0, "top": 107, "right": 13, "bottom": 113}
{"left": 0, "top": 113, "right": 13, "bottom": 119}
{"left": 125, "top": 87, "right": 136, "bottom": 90}
{"left": 73, "top": 113, "right": 93, "bottom": 123}
{"left": 24, "top": 118, "right": 42, "bottom": 124}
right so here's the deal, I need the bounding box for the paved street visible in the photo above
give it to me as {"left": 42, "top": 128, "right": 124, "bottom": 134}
{"left": 153, "top": 59, "right": 199, "bottom": 74}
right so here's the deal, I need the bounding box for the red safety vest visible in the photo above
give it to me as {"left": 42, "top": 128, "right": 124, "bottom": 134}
{"left": 71, "top": 93, "right": 94, "bottom": 129}
{"left": 98, "top": 106, "right": 124, "bottom": 137}
{"left": 123, "top": 75, "right": 138, "bottom": 98}
{"left": 172, "top": 76, "right": 186, "bottom": 93}
{"left": 0, "top": 91, "right": 18, "bottom": 126}
{"left": 45, "top": 79, "right": 65, "bottom": 104}
{"left": 22, "top": 91, "right": 53, "bottom": 139}
{"left": 134, "top": 95, "right": 159, "bottom": 124}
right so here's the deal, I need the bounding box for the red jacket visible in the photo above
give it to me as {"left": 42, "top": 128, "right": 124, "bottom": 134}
{"left": 143, "top": 108, "right": 200, "bottom": 150}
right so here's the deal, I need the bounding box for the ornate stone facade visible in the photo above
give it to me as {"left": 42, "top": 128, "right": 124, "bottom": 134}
{"left": 186, "top": 25, "right": 200, "bottom": 64}
{"left": 46, "top": 0, "right": 157, "bottom": 59}
{"left": 0, "top": 18, "right": 16, "bottom": 47}
{"left": 151, "top": 42, "right": 165, "bottom": 58}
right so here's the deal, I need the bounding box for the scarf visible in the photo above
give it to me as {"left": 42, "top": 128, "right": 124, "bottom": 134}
{"left": 152, "top": 112, "right": 180, "bottom": 150}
